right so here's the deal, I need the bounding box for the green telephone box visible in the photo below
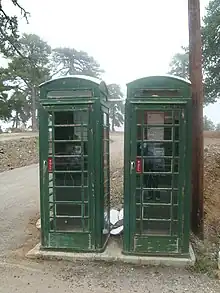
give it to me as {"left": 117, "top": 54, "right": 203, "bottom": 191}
{"left": 123, "top": 75, "right": 192, "bottom": 257}
{"left": 38, "top": 75, "right": 110, "bottom": 252}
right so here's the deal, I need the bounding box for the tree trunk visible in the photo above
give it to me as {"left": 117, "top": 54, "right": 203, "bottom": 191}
{"left": 31, "top": 86, "right": 38, "bottom": 132}
{"left": 12, "top": 112, "right": 19, "bottom": 128}
{"left": 15, "top": 112, "right": 19, "bottom": 128}
{"left": 12, "top": 118, "right": 16, "bottom": 128}
{"left": 111, "top": 105, "right": 116, "bottom": 132}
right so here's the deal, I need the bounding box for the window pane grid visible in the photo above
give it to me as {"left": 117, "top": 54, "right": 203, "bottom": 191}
{"left": 48, "top": 107, "right": 90, "bottom": 233}
{"left": 135, "top": 110, "right": 181, "bottom": 236}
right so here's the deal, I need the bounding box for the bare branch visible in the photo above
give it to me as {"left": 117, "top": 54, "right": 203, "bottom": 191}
{"left": 50, "top": 67, "right": 65, "bottom": 78}
{"left": 0, "top": 0, "right": 30, "bottom": 57}
{"left": 11, "top": 0, "right": 30, "bottom": 22}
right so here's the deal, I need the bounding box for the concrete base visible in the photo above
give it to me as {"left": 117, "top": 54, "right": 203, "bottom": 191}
{"left": 26, "top": 238, "right": 196, "bottom": 268}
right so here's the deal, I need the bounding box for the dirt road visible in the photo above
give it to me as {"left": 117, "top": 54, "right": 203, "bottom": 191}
{"left": 0, "top": 132, "right": 220, "bottom": 292}
{"left": 0, "top": 165, "right": 39, "bottom": 257}
{"left": 0, "top": 132, "right": 38, "bottom": 141}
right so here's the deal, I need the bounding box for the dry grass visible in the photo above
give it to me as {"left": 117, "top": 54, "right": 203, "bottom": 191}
{"left": 204, "top": 146, "right": 220, "bottom": 242}
{"left": 191, "top": 144, "right": 220, "bottom": 274}
{"left": 110, "top": 159, "right": 123, "bottom": 209}
{"left": 204, "top": 132, "right": 220, "bottom": 252}
{"left": 109, "top": 132, "right": 124, "bottom": 209}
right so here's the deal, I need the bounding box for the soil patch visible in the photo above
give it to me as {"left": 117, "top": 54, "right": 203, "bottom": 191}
{"left": 204, "top": 145, "right": 220, "bottom": 242}
{"left": 0, "top": 137, "right": 38, "bottom": 173}
{"left": 10, "top": 212, "right": 40, "bottom": 259}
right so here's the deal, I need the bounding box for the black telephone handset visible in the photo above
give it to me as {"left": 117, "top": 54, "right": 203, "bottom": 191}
{"left": 137, "top": 142, "right": 165, "bottom": 172}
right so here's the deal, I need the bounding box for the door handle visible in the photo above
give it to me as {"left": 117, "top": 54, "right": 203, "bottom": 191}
{"left": 43, "top": 159, "right": 47, "bottom": 171}
{"left": 43, "top": 160, "right": 47, "bottom": 185}
{"left": 130, "top": 161, "right": 135, "bottom": 174}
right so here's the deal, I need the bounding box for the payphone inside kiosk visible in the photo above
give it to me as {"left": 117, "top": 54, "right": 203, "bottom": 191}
{"left": 123, "top": 75, "right": 192, "bottom": 257}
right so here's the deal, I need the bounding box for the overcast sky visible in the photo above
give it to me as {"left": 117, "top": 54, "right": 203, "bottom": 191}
{"left": 2, "top": 0, "right": 219, "bottom": 125}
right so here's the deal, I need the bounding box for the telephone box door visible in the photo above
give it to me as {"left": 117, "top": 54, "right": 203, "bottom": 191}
{"left": 129, "top": 104, "right": 187, "bottom": 254}
{"left": 39, "top": 104, "right": 95, "bottom": 250}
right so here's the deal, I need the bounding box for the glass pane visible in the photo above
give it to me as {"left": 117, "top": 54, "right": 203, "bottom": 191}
{"left": 138, "top": 127, "right": 173, "bottom": 141}
{"left": 164, "top": 142, "right": 179, "bottom": 156}
{"left": 146, "top": 112, "right": 164, "bottom": 125}
{"left": 47, "top": 90, "right": 92, "bottom": 98}
{"left": 144, "top": 157, "right": 172, "bottom": 172}
{"left": 48, "top": 113, "right": 52, "bottom": 126}
{"left": 103, "top": 154, "right": 108, "bottom": 168}
{"left": 103, "top": 128, "right": 109, "bottom": 140}
{"left": 142, "top": 221, "right": 170, "bottom": 235}
{"left": 103, "top": 139, "right": 108, "bottom": 154}
{"left": 73, "top": 126, "right": 88, "bottom": 140}
{"left": 141, "top": 174, "right": 178, "bottom": 189}
{"left": 136, "top": 158, "right": 179, "bottom": 173}
{"left": 143, "top": 205, "right": 171, "bottom": 220}
{"left": 48, "top": 128, "right": 52, "bottom": 141}
{"left": 103, "top": 113, "right": 108, "bottom": 126}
